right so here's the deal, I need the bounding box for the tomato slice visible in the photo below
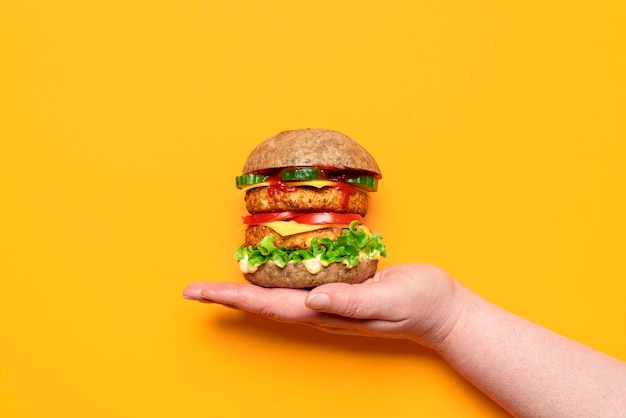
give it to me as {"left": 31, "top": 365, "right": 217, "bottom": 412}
{"left": 292, "top": 212, "right": 363, "bottom": 225}
{"left": 242, "top": 211, "right": 363, "bottom": 226}
{"left": 242, "top": 211, "right": 301, "bottom": 225}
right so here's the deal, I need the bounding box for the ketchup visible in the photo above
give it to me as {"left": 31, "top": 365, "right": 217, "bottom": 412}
{"left": 326, "top": 171, "right": 357, "bottom": 209}
{"left": 266, "top": 169, "right": 357, "bottom": 210}
{"left": 266, "top": 175, "right": 296, "bottom": 197}
{"left": 334, "top": 182, "right": 356, "bottom": 209}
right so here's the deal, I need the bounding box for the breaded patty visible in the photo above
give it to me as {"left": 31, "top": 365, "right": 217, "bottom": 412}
{"left": 245, "top": 225, "right": 345, "bottom": 250}
{"left": 245, "top": 186, "right": 369, "bottom": 215}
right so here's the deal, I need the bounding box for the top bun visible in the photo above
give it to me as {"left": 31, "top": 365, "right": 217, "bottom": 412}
{"left": 242, "top": 128, "right": 382, "bottom": 176}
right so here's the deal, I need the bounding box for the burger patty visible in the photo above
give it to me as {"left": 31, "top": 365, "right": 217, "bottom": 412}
{"left": 245, "top": 186, "right": 369, "bottom": 215}
{"left": 245, "top": 225, "right": 345, "bottom": 250}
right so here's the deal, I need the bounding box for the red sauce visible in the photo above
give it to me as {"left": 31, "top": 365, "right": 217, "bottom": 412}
{"left": 265, "top": 169, "right": 357, "bottom": 210}
{"left": 333, "top": 182, "right": 356, "bottom": 209}
{"left": 266, "top": 175, "right": 296, "bottom": 197}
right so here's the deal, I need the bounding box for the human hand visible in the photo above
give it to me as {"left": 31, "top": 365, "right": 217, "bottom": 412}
{"left": 183, "top": 263, "right": 462, "bottom": 351}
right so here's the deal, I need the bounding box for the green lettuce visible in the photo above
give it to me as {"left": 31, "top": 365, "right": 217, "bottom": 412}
{"left": 235, "top": 221, "right": 387, "bottom": 268}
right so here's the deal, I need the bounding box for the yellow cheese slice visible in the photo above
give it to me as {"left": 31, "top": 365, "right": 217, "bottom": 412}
{"left": 252, "top": 220, "right": 373, "bottom": 237}
{"left": 238, "top": 180, "right": 339, "bottom": 193}
{"left": 261, "top": 220, "right": 347, "bottom": 236}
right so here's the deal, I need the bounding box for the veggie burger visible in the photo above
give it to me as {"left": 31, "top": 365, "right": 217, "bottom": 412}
{"left": 235, "top": 128, "right": 387, "bottom": 288}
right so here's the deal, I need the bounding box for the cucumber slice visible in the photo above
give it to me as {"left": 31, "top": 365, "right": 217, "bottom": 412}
{"left": 236, "top": 169, "right": 378, "bottom": 192}
{"left": 280, "top": 167, "right": 323, "bottom": 181}
{"left": 235, "top": 173, "right": 267, "bottom": 189}
{"left": 345, "top": 175, "right": 378, "bottom": 192}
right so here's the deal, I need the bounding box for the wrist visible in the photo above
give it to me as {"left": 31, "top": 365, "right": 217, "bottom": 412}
{"left": 430, "top": 281, "right": 483, "bottom": 355}
{"left": 412, "top": 276, "right": 471, "bottom": 352}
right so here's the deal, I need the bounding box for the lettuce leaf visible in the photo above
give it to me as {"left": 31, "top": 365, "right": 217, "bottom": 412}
{"left": 235, "top": 221, "right": 387, "bottom": 268}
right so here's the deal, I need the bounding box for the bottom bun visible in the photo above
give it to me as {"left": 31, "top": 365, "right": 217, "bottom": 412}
{"left": 244, "top": 259, "right": 379, "bottom": 288}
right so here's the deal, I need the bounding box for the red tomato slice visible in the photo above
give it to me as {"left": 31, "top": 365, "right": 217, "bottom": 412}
{"left": 293, "top": 213, "right": 363, "bottom": 225}
{"left": 242, "top": 211, "right": 301, "bottom": 225}
{"left": 242, "top": 211, "right": 363, "bottom": 225}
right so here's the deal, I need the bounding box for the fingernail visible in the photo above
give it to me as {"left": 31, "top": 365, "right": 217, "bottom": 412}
{"left": 306, "top": 293, "right": 330, "bottom": 310}
{"left": 182, "top": 283, "right": 205, "bottom": 300}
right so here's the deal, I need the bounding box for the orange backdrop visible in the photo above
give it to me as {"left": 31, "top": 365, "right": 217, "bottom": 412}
{"left": 1, "top": 1, "right": 625, "bottom": 417}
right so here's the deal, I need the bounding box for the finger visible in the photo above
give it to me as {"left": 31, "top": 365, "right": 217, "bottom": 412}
{"left": 196, "top": 282, "right": 318, "bottom": 322}
{"left": 182, "top": 282, "right": 209, "bottom": 300}
{"left": 304, "top": 279, "right": 406, "bottom": 321}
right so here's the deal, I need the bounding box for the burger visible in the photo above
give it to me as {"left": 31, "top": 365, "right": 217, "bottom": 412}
{"left": 234, "top": 128, "right": 387, "bottom": 288}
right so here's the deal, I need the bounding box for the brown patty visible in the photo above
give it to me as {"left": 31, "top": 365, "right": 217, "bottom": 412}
{"left": 245, "top": 186, "right": 369, "bottom": 215}
{"left": 243, "top": 258, "right": 379, "bottom": 288}
{"left": 245, "top": 225, "right": 345, "bottom": 250}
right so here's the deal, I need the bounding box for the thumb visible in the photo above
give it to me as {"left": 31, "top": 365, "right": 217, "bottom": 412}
{"left": 304, "top": 282, "right": 390, "bottom": 319}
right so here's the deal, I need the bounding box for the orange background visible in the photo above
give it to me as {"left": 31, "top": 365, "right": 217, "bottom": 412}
{"left": 1, "top": 1, "right": 625, "bottom": 417}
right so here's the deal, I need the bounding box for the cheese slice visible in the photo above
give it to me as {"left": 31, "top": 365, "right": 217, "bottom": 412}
{"left": 261, "top": 220, "right": 347, "bottom": 236}
{"left": 238, "top": 180, "right": 339, "bottom": 193}
{"left": 251, "top": 220, "right": 373, "bottom": 237}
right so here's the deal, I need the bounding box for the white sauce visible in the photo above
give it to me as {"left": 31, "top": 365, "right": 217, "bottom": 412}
{"left": 239, "top": 251, "right": 382, "bottom": 276}
{"left": 302, "top": 257, "right": 322, "bottom": 274}
{"left": 239, "top": 255, "right": 258, "bottom": 274}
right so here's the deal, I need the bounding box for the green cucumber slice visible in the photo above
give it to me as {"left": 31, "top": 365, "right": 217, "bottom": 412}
{"left": 345, "top": 175, "right": 378, "bottom": 192}
{"left": 235, "top": 174, "right": 267, "bottom": 188}
{"left": 280, "top": 167, "right": 323, "bottom": 181}
{"left": 236, "top": 169, "right": 378, "bottom": 192}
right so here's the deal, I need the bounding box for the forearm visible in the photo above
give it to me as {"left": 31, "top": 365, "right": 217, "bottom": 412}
{"left": 436, "top": 282, "right": 626, "bottom": 417}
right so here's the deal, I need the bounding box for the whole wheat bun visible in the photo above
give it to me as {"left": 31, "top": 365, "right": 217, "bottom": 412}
{"left": 242, "top": 128, "right": 382, "bottom": 176}
{"left": 244, "top": 259, "right": 379, "bottom": 288}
